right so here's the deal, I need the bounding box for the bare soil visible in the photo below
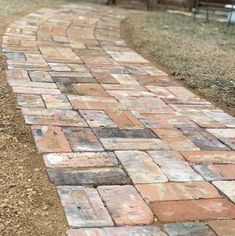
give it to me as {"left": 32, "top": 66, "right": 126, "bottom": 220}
{"left": 121, "top": 12, "right": 235, "bottom": 116}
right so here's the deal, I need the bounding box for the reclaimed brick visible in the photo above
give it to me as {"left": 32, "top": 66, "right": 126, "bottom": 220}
{"left": 180, "top": 129, "right": 230, "bottom": 150}
{"left": 111, "top": 74, "right": 139, "bottom": 85}
{"left": 163, "top": 97, "right": 210, "bottom": 105}
{"left": 106, "top": 89, "right": 154, "bottom": 98}
{"left": 213, "top": 181, "right": 235, "bottom": 203}
{"left": 107, "top": 110, "right": 144, "bottom": 128}
{"left": 50, "top": 71, "right": 96, "bottom": 83}
{"left": 145, "top": 85, "right": 175, "bottom": 98}
{"left": 64, "top": 127, "right": 104, "bottom": 152}
{"left": 23, "top": 108, "right": 87, "bottom": 127}
{"left": 208, "top": 220, "right": 235, "bottom": 236}
{"left": 136, "top": 182, "right": 220, "bottom": 203}
{"left": 44, "top": 152, "right": 118, "bottom": 168}
{"left": 151, "top": 198, "right": 235, "bottom": 222}
{"left": 28, "top": 71, "right": 53, "bottom": 82}
{"left": 42, "top": 94, "right": 72, "bottom": 109}
{"left": 188, "top": 112, "right": 226, "bottom": 128}
{"left": 6, "top": 69, "right": 30, "bottom": 82}
{"left": 102, "top": 84, "right": 145, "bottom": 91}
{"left": 115, "top": 151, "right": 167, "bottom": 183}
{"left": 164, "top": 222, "right": 216, "bottom": 236}
{"left": 206, "top": 111, "right": 235, "bottom": 128}
{"left": 194, "top": 164, "right": 235, "bottom": 181}
{"left": 57, "top": 186, "right": 113, "bottom": 228}
{"left": 166, "top": 86, "right": 197, "bottom": 98}
{"left": 98, "top": 185, "right": 153, "bottom": 226}
{"left": 152, "top": 129, "right": 199, "bottom": 151}
{"left": 12, "top": 86, "right": 61, "bottom": 95}
{"left": 17, "top": 94, "right": 45, "bottom": 108}
{"left": 80, "top": 110, "right": 117, "bottom": 127}
{"left": 180, "top": 150, "right": 235, "bottom": 164}
{"left": 107, "top": 51, "right": 149, "bottom": 64}
{"left": 100, "top": 138, "right": 170, "bottom": 151}
{"left": 207, "top": 128, "right": 235, "bottom": 149}
{"left": 31, "top": 125, "right": 71, "bottom": 153}
{"left": 148, "top": 151, "right": 203, "bottom": 181}
{"left": 9, "top": 80, "right": 57, "bottom": 89}
{"left": 93, "top": 127, "right": 156, "bottom": 139}
{"left": 72, "top": 83, "right": 109, "bottom": 96}
{"left": 67, "top": 226, "right": 167, "bottom": 236}
{"left": 48, "top": 167, "right": 130, "bottom": 185}
{"left": 92, "top": 72, "right": 118, "bottom": 84}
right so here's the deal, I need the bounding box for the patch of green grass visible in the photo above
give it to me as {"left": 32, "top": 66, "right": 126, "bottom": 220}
{"left": 122, "top": 12, "right": 235, "bottom": 114}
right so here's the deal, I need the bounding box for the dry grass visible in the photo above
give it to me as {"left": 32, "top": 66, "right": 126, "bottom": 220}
{"left": 121, "top": 12, "right": 235, "bottom": 115}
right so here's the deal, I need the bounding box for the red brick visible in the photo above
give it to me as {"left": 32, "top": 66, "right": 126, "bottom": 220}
{"left": 150, "top": 198, "right": 235, "bottom": 222}
{"left": 152, "top": 129, "right": 199, "bottom": 151}
{"left": 98, "top": 185, "right": 153, "bottom": 226}
{"left": 208, "top": 220, "right": 235, "bottom": 236}
{"left": 32, "top": 125, "right": 71, "bottom": 153}
{"left": 136, "top": 182, "right": 221, "bottom": 202}
{"left": 180, "top": 150, "right": 235, "bottom": 164}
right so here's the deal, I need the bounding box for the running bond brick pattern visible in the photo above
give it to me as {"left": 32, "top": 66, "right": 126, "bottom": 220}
{"left": 3, "top": 3, "right": 235, "bottom": 235}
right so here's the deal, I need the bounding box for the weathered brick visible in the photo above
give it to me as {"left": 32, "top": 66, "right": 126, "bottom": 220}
{"left": 64, "top": 127, "right": 104, "bottom": 152}
{"left": 100, "top": 138, "right": 170, "bottom": 151}
{"left": 208, "top": 220, "right": 235, "bottom": 236}
{"left": 47, "top": 167, "right": 130, "bottom": 186}
{"left": 107, "top": 51, "right": 148, "bottom": 63}
{"left": 98, "top": 185, "right": 153, "bottom": 226}
{"left": 136, "top": 182, "right": 220, "bottom": 203}
{"left": 93, "top": 127, "right": 156, "bottom": 139}
{"left": 67, "top": 226, "right": 167, "bottom": 236}
{"left": 28, "top": 71, "right": 53, "bottom": 82}
{"left": 213, "top": 181, "right": 235, "bottom": 203}
{"left": 148, "top": 151, "right": 203, "bottom": 181}
{"left": 115, "top": 151, "right": 167, "bottom": 183}
{"left": 31, "top": 125, "right": 71, "bottom": 153}
{"left": 180, "top": 150, "right": 235, "bottom": 164}
{"left": 207, "top": 128, "right": 235, "bottom": 149}
{"left": 180, "top": 129, "right": 230, "bottom": 151}
{"left": 107, "top": 110, "right": 144, "bottom": 128}
{"left": 23, "top": 108, "right": 87, "bottom": 127}
{"left": 151, "top": 198, "right": 235, "bottom": 222}
{"left": 80, "top": 110, "right": 117, "bottom": 127}
{"left": 92, "top": 72, "right": 118, "bottom": 84}
{"left": 152, "top": 129, "right": 199, "bottom": 151}
{"left": 9, "top": 81, "right": 57, "bottom": 89}
{"left": 42, "top": 94, "right": 72, "bottom": 109}
{"left": 194, "top": 164, "right": 235, "bottom": 181}
{"left": 12, "top": 86, "right": 61, "bottom": 95}
{"left": 17, "top": 94, "right": 45, "bottom": 108}
{"left": 44, "top": 152, "right": 118, "bottom": 168}
{"left": 106, "top": 89, "right": 154, "bottom": 98}
{"left": 164, "top": 222, "right": 216, "bottom": 236}
{"left": 166, "top": 87, "right": 197, "bottom": 98}
{"left": 57, "top": 186, "right": 113, "bottom": 228}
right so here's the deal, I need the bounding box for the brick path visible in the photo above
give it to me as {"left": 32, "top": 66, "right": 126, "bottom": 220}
{"left": 2, "top": 3, "right": 235, "bottom": 235}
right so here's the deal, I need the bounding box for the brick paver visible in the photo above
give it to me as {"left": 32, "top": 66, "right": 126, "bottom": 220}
{"left": 3, "top": 3, "right": 235, "bottom": 235}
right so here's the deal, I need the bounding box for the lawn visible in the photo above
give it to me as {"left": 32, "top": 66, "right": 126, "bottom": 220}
{"left": 121, "top": 12, "right": 235, "bottom": 115}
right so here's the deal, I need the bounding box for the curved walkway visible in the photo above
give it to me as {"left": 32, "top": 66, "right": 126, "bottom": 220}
{"left": 2, "top": 3, "right": 235, "bottom": 235}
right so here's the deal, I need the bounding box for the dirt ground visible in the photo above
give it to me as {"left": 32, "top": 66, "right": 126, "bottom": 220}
{"left": 0, "top": 0, "right": 104, "bottom": 235}
{"left": 121, "top": 12, "right": 235, "bottom": 116}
